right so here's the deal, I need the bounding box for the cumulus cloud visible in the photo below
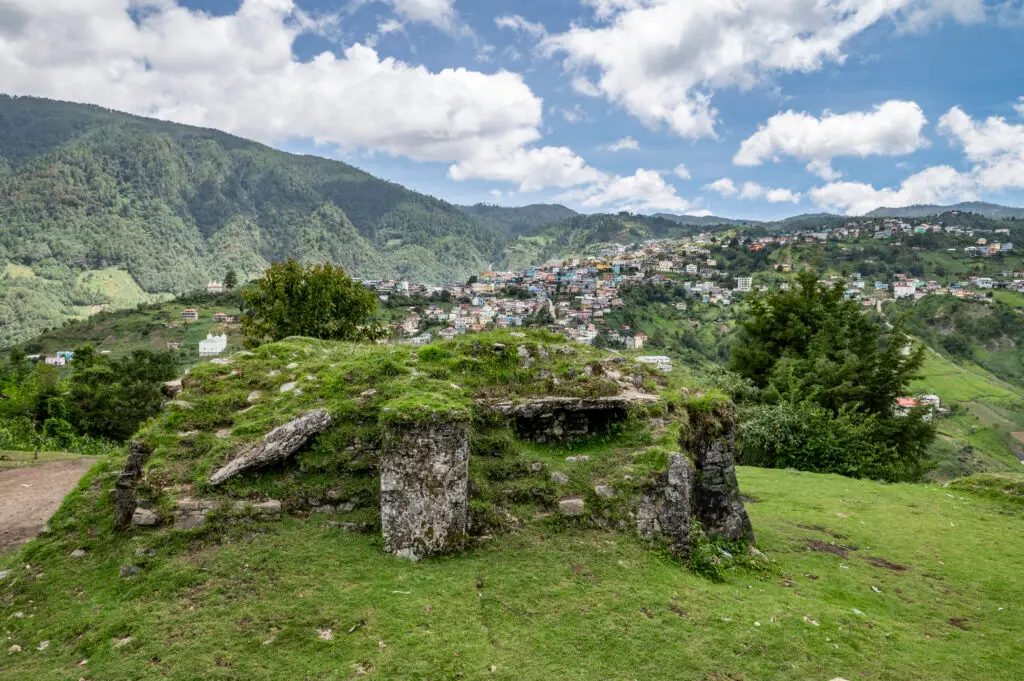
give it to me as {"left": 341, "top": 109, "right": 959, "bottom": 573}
{"left": 938, "top": 102, "right": 1024, "bottom": 190}
{"left": 0, "top": 0, "right": 627, "bottom": 196}
{"left": 495, "top": 14, "right": 547, "bottom": 38}
{"left": 735, "top": 101, "right": 930, "bottom": 178}
{"left": 378, "top": 0, "right": 457, "bottom": 30}
{"left": 673, "top": 163, "right": 691, "bottom": 180}
{"left": 809, "top": 166, "right": 978, "bottom": 215}
{"left": 558, "top": 168, "right": 693, "bottom": 213}
{"left": 703, "top": 178, "right": 739, "bottom": 197}
{"left": 704, "top": 178, "right": 799, "bottom": 203}
{"left": 544, "top": 1, "right": 981, "bottom": 138}
{"left": 606, "top": 136, "right": 640, "bottom": 152}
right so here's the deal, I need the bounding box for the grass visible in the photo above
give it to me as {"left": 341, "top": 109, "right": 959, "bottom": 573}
{"left": 0, "top": 450, "right": 81, "bottom": 470}
{"left": 73, "top": 268, "right": 173, "bottom": 313}
{"left": 1, "top": 462, "right": 1021, "bottom": 680}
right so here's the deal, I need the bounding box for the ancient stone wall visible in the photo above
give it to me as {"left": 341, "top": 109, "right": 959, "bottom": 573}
{"left": 114, "top": 441, "right": 153, "bottom": 531}
{"left": 380, "top": 417, "right": 470, "bottom": 560}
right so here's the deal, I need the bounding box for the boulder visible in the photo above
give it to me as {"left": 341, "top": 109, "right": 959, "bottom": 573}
{"left": 558, "top": 498, "right": 585, "bottom": 516}
{"left": 380, "top": 416, "right": 470, "bottom": 560}
{"left": 551, "top": 471, "right": 569, "bottom": 484}
{"left": 131, "top": 508, "right": 159, "bottom": 526}
{"left": 209, "top": 410, "right": 332, "bottom": 485}
{"left": 594, "top": 485, "right": 616, "bottom": 500}
{"left": 161, "top": 379, "right": 182, "bottom": 397}
{"left": 119, "top": 565, "right": 141, "bottom": 578}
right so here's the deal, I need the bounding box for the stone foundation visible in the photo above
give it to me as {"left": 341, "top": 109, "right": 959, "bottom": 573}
{"left": 637, "top": 454, "right": 694, "bottom": 558}
{"left": 478, "top": 395, "right": 658, "bottom": 443}
{"left": 380, "top": 417, "right": 470, "bottom": 560}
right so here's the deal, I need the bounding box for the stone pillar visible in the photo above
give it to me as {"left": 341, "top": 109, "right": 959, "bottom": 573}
{"left": 114, "top": 440, "right": 153, "bottom": 531}
{"left": 380, "top": 416, "right": 470, "bottom": 560}
{"left": 682, "top": 400, "right": 755, "bottom": 543}
{"left": 636, "top": 454, "right": 694, "bottom": 559}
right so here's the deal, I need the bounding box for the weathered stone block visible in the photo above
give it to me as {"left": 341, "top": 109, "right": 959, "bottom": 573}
{"left": 551, "top": 471, "right": 569, "bottom": 484}
{"left": 636, "top": 454, "right": 694, "bottom": 559}
{"left": 380, "top": 417, "right": 470, "bottom": 560}
{"left": 559, "top": 498, "right": 585, "bottom": 516}
{"left": 209, "top": 410, "right": 331, "bottom": 485}
{"left": 131, "top": 508, "right": 159, "bottom": 526}
{"left": 114, "top": 441, "right": 153, "bottom": 532}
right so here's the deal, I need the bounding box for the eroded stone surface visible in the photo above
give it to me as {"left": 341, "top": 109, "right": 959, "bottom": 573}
{"left": 380, "top": 418, "right": 470, "bottom": 560}
{"left": 637, "top": 454, "right": 695, "bottom": 559}
{"left": 114, "top": 441, "right": 153, "bottom": 531}
{"left": 558, "top": 498, "right": 585, "bottom": 516}
{"left": 477, "top": 395, "right": 658, "bottom": 443}
{"left": 209, "top": 410, "right": 331, "bottom": 485}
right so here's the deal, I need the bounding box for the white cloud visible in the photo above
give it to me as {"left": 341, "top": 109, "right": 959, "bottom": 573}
{"left": 606, "top": 136, "right": 640, "bottom": 152}
{"left": 378, "top": 0, "right": 457, "bottom": 30}
{"left": 558, "top": 168, "right": 693, "bottom": 213}
{"left": 703, "top": 178, "right": 738, "bottom": 197}
{"left": 673, "top": 163, "right": 691, "bottom": 180}
{"left": 938, "top": 103, "right": 1024, "bottom": 190}
{"left": 544, "top": 1, "right": 980, "bottom": 139}
{"left": 558, "top": 104, "right": 588, "bottom": 124}
{"left": 704, "top": 178, "right": 799, "bottom": 203}
{"left": 0, "top": 0, "right": 613, "bottom": 194}
{"left": 495, "top": 15, "right": 547, "bottom": 38}
{"left": 735, "top": 101, "right": 929, "bottom": 176}
{"left": 809, "top": 165, "right": 978, "bottom": 215}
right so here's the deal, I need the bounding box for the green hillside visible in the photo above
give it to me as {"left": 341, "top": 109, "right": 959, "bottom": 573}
{"left": 2, "top": 457, "right": 1021, "bottom": 680}
{"left": 0, "top": 96, "right": 504, "bottom": 346}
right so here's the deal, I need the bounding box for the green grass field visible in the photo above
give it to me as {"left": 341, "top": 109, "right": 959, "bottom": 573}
{"left": 1, "top": 461, "right": 1021, "bottom": 680}
{"left": 0, "top": 451, "right": 80, "bottom": 470}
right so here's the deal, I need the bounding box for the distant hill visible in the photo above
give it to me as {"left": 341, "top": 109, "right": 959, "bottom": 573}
{"left": 652, "top": 213, "right": 765, "bottom": 227}
{"left": 457, "top": 203, "right": 578, "bottom": 236}
{"left": 0, "top": 95, "right": 505, "bottom": 345}
{"left": 865, "top": 202, "right": 1024, "bottom": 219}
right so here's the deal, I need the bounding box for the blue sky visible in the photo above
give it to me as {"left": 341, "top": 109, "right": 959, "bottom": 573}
{"left": 1, "top": 0, "right": 1023, "bottom": 218}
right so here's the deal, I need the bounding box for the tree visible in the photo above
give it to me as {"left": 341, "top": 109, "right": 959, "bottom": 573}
{"left": 224, "top": 269, "right": 238, "bottom": 291}
{"left": 730, "top": 272, "right": 934, "bottom": 481}
{"left": 241, "top": 259, "right": 383, "bottom": 344}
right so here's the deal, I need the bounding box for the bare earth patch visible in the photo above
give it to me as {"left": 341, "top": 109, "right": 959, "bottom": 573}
{"left": 0, "top": 458, "right": 98, "bottom": 551}
{"left": 865, "top": 556, "right": 910, "bottom": 571}
{"left": 804, "top": 539, "right": 851, "bottom": 558}
{"left": 1011, "top": 432, "right": 1024, "bottom": 444}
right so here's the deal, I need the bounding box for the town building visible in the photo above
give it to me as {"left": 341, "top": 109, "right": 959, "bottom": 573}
{"left": 199, "top": 333, "right": 228, "bottom": 357}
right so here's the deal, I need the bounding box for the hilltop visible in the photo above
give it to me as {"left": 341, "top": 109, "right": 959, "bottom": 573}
{"left": 0, "top": 329, "right": 1021, "bottom": 679}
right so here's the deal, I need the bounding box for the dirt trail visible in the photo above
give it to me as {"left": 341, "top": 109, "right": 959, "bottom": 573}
{"left": 0, "top": 458, "right": 98, "bottom": 551}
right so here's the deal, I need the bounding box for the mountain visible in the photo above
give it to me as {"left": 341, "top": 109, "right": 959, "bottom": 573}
{"left": 0, "top": 95, "right": 505, "bottom": 346}
{"left": 457, "top": 203, "right": 579, "bottom": 236}
{"left": 652, "top": 213, "right": 765, "bottom": 227}
{"left": 865, "top": 202, "right": 1024, "bottom": 219}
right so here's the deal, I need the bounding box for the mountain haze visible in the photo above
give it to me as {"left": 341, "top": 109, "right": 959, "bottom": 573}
{"left": 864, "top": 202, "right": 1024, "bottom": 219}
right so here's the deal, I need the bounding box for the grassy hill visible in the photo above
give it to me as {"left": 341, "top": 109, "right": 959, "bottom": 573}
{"left": 2, "top": 458, "right": 1021, "bottom": 680}
{"left": 0, "top": 95, "right": 505, "bottom": 346}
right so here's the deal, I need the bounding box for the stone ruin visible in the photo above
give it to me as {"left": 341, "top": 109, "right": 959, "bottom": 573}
{"left": 116, "top": 389, "right": 754, "bottom": 563}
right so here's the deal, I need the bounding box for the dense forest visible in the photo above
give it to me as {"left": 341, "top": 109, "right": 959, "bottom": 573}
{"left": 0, "top": 96, "right": 507, "bottom": 345}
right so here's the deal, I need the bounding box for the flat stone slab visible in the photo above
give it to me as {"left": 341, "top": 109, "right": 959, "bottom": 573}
{"left": 559, "top": 498, "right": 585, "bottom": 516}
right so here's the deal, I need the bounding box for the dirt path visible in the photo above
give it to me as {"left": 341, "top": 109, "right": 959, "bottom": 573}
{"left": 0, "top": 458, "right": 98, "bottom": 551}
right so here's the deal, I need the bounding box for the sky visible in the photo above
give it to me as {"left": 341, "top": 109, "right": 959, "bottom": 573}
{"left": 0, "top": 1, "right": 1023, "bottom": 219}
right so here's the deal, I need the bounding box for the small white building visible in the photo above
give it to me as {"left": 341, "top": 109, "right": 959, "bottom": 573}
{"left": 207, "top": 281, "right": 224, "bottom": 294}
{"left": 735, "top": 277, "right": 753, "bottom": 292}
{"left": 199, "top": 333, "right": 228, "bottom": 357}
{"left": 893, "top": 282, "right": 916, "bottom": 299}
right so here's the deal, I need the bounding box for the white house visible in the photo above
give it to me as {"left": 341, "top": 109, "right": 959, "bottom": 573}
{"left": 735, "top": 277, "right": 753, "bottom": 292}
{"left": 199, "top": 333, "right": 228, "bottom": 357}
{"left": 893, "top": 282, "right": 916, "bottom": 299}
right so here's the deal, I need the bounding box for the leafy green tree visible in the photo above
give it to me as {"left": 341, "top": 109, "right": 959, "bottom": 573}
{"left": 68, "top": 345, "right": 178, "bottom": 441}
{"left": 241, "top": 260, "right": 383, "bottom": 344}
{"left": 730, "top": 272, "right": 934, "bottom": 481}
{"left": 224, "top": 269, "right": 238, "bottom": 291}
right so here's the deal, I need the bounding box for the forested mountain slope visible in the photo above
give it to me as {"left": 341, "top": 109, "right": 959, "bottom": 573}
{"left": 0, "top": 96, "right": 502, "bottom": 345}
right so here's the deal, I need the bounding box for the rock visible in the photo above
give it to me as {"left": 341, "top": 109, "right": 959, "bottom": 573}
{"left": 509, "top": 332, "right": 526, "bottom": 338}
{"left": 268, "top": 370, "right": 281, "bottom": 377}
{"left": 0, "top": 569, "right": 9, "bottom": 580}
{"left": 167, "top": 400, "right": 192, "bottom": 409}
{"left": 478, "top": 395, "right": 658, "bottom": 443}
{"left": 112, "top": 636, "right": 132, "bottom": 649}
{"left": 529, "top": 462, "right": 544, "bottom": 473}
{"left": 517, "top": 345, "right": 531, "bottom": 358}
{"left": 380, "top": 417, "right": 470, "bottom": 560}
{"left": 279, "top": 382, "right": 296, "bottom": 393}
{"left": 8, "top": 645, "right": 21, "bottom": 653}
{"left": 175, "top": 513, "right": 208, "bottom": 531}
{"left": 132, "top": 508, "right": 159, "bottom": 526}
{"left": 686, "top": 402, "right": 755, "bottom": 543}
{"left": 537, "top": 344, "right": 549, "bottom": 359}
{"left": 216, "top": 428, "right": 232, "bottom": 439}
{"left": 209, "top": 410, "right": 332, "bottom": 485}
{"left": 247, "top": 391, "right": 262, "bottom": 403}
{"left": 36, "top": 641, "right": 49, "bottom": 651}
{"left": 161, "top": 379, "right": 183, "bottom": 397}
{"left": 492, "top": 343, "right": 506, "bottom": 355}
{"left": 361, "top": 389, "right": 377, "bottom": 397}
{"left": 286, "top": 362, "right": 299, "bottom": 369}
{"left": 70, "top": 549, "right": 88, "bottom": 558}
{"left": 210, "top": 357, "right": 234, "bottom": 365}
{"left": 636, "top": 454, "right": 694, "bottom": 559}
{"left": 254, "top": 500, "right": 282, "bottom": 515}
{"left": 559, "top": 498, "right": 585, "bottom": 516}
{"left": 326, "top": 521, "right": 373, "bottom": 533}
{"left": 114, "top": 441, "right": 153, "bottom": 531}
{"left": 551, "top": 471, "right": 569, "bottom": 484}
{"left": 135, "top": 548, "right": 156, "bottom": 557}
{"left": 293, "top": 389, "right": 303, "bottom": 396}
{"left": 119, "top": 565, "right": 141, "bottom": 578}
{"left": 594, "top": 485, "right": 615, "bottom": 500}
{"left": 565, "top": 455, "right": 590, "bottom": 463}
